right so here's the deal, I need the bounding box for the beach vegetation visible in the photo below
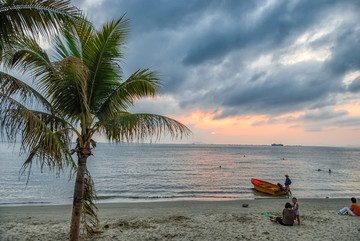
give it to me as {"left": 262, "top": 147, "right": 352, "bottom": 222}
{"left": 0, "top": 13, "right": 190, "bottom": 241}
{"left": 0, "top": 0, "right": 81, "bottom": 60}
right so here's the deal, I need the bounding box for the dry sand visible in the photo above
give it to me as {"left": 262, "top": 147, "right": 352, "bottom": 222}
{"left": 1, "top": 198, "right": 360, "bottom": 241}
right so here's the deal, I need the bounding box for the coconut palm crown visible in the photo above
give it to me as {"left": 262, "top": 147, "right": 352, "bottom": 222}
{"left": 0, "top": 15, "right": 190, "bottom": 241}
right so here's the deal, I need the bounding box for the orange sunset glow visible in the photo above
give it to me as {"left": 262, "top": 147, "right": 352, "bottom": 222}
{"left": 170, "top": 107, "right": 360, "bottom": 146}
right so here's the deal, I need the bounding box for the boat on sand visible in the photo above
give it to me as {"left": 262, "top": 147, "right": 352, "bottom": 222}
{"left": 251, "top": 178, "right": 289, "bottom": 196}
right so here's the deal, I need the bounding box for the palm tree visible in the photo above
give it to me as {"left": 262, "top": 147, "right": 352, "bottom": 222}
{"left": 0, "top": 15, "right": 190, "bottom": 241}
{"left": 0, "top": 0, "right": 81, "bottom": 58}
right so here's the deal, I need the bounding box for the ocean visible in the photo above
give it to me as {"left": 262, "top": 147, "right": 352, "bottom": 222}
{"left": 0, "top": 142, "right": 359, "bottom": 206}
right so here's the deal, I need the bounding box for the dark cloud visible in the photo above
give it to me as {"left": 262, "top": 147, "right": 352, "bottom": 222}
{"left": 184, "top": 60, "right": 343, "bottom": 118}
{"left": 249, "top": 72, "right": 267, "bottom": 83}
{"left": 252, "top": 107, "right": 360, "bottom": 131}
{"left": 325, "top": 29, "right": 360, "bottom": 75}
{"left": 73, "top": 0, "right": 360, "bottom": 130}
{"left": 182, "top": 0, "right": 346, "bottom": 66}
{"left": 300, "top": 108, "right": 348, "bottom": 122}
{"left": 348, "top": 77, "right": 360, "bottom": 93}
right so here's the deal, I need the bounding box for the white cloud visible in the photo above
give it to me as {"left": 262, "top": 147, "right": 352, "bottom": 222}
{"left": 279, "top": 48, "right": 330, "bottom": 65}
{"left": 82, "top": 0, "right": 104, "bottom": 7}
{"left": 279, "top": 24, "right": 337, "bottom": 65}
{"left": 342, "top": 71, "right": 360, "bottom": 86}
{"left": 248, "top": 54, "right": 273, "bottom": 69}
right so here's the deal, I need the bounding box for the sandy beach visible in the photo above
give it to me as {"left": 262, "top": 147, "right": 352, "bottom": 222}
{"left": 1, "top": 198, "right": 359, "bottom": 241}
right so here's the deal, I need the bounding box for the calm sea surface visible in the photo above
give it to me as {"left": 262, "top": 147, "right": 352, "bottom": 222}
{"left": 1, "top": 143, "right": 359, "bottom": 206}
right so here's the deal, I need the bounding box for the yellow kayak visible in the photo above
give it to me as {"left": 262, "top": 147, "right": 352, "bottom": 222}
{"left": 251, "top": 178, "right": 289, "bottom": 196}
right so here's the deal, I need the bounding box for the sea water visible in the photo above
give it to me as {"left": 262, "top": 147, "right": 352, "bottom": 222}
{"left": 0, "top": 142, "right": 359, "bottom": 206}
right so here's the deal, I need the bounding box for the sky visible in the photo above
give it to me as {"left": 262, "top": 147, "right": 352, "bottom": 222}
{"left": 72, "top": 0, "right": 360, "bottom": 146}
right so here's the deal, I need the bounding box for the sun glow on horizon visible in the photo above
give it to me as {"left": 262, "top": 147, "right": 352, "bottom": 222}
{"left": 170, "top": 109, "right": 360, "bottom": 146}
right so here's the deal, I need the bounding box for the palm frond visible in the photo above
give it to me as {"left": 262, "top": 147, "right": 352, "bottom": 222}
{"left": 2, "top": 36, "right": 60, "bottom": 100}
{"left": 51, "top": 56, "right": 90, "bottom": 122}
{"left": 54, "top": 34, "right": 70, "bottom": 59}
{"left": 0, "top": 95, "right": 75, "bottom": 177}
{"left": 96, "top": 112, "right": 191, "bottom": 142}
{"left": 3, "top": 35, "right": 52, "bottom": 70}
{"left": 0, "top": 0, "right": 81, "bottom": 46}
{"left": 81, "top": 170, "right": 100, "bottom": 236}
{"left": 95, "top": 68, "right": 161, "bottom": 120}
{"left": 0, "top": 71, "right": 53, "bottom": 113}
{"left": 3, "top": 36, "right": 90, "bottom": 123}
{"left": 84, "top": 16, "right": 130, "bottom": 111}
{"left": 53, "top": 18, "right": 93, "bottom": 60}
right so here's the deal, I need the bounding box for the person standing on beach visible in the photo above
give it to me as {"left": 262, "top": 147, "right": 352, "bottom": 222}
{"left": 337, "top": 197, "right": 360, "bottom": 216}
{"left": 292, "top": 197, "right": 300, "bottom": 225}
{"left": 284, "top": 175, "right": 292, "bottom": 193}
{"left": 270, "top": 202, "right": 296, "bottom": 226}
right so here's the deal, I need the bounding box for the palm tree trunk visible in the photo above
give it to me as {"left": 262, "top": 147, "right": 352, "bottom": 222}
{"left": 69, "top": 146, "right": 90, "bottom": 241}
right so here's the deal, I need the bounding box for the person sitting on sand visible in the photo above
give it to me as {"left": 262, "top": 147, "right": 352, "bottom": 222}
{"left": 337, "top": 197, "right": 360, "bottom": 216}
{"left": 271, "top": 202, "right": 296, "bottom": 226}
{"left": 292, "top": 197, "right": 300, "bottom": 225}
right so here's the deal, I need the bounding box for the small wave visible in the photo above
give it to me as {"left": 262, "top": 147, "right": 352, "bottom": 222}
{"left": 97, "top": 195, "right": 176, "bottom": 200}
{"left": 0, "top": 201, "right": 52, "bottom": 207}
{"left": 176, "top": 190, "right": 245, "bottom": 195}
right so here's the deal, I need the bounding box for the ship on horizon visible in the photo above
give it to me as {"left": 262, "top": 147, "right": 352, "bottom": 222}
{"left": 271, "top": 143, "right": 284, "bottom": 146}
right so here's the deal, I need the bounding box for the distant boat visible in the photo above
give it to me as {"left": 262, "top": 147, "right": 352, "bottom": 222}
{"left": 271, "top": 143, "right": 283, "bottom": 146}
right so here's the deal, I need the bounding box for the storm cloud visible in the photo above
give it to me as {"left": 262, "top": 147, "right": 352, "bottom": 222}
{"left": 73, "top": 0, "right": 360, "bottom": 131}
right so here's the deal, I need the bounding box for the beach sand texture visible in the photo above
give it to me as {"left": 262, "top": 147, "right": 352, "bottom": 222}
{"left": 1, "top": 198, "right": 360, "bottom": 241}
